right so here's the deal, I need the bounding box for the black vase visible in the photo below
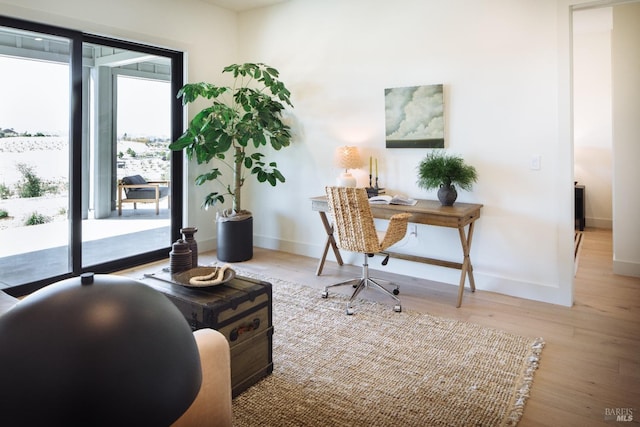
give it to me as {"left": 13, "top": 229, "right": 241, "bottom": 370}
{"left": 169, "top": 239, "right": 192, "bottom": 273}
{"left": 217, "top": 216, "right": 253, "bottom": 262}
{"left": 180, "top": 227, "right": 198, "bottom": 268}
{"left": 437, "top": 184, "right": 458, "bottom": 206}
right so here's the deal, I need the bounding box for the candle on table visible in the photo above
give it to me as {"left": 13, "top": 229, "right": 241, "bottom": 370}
{"left": 369, "top": 156, "right": 372, "bottom": 175}
{"left": 375, "top": 158, "right": 378, "bottom": 177}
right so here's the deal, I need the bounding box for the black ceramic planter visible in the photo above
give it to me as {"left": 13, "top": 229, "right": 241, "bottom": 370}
{"left": 437, "top": 184, "right": 458, "bottom": 206}
{"left": 216, "top": 216, "right": 253, "bottom": 262}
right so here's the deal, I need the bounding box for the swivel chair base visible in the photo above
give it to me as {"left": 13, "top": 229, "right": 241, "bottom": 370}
{"left": 321, "top": 253, "right": 401, "bottom": 315}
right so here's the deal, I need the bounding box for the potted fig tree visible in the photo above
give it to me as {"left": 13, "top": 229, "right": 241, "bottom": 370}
{"left": 416, "top": 151, "right": 478, "bottom": 206}
{"left": 170, "top": 63, "right": 293, "bottom": 262}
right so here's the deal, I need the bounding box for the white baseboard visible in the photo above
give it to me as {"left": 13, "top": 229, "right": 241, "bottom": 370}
{"left": 586, "top": 217, "right": 612, "bottom": 229}
{"left": 253, "top": 234, "right": 575, "bottom": 307}
{"left": 613, "top": 259, "right": 640, "bottom": 278}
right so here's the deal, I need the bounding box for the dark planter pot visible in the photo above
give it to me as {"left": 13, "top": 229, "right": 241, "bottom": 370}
{"left": 437, "top": 184, "right": 458, "bottom": 206}
{"left": 217, "top": 216, "right": 253, "bottom": 262}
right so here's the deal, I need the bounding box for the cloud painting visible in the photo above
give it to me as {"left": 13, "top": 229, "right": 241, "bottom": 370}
{"left": 385, "top": 84, "right": 444, "bottom": 148}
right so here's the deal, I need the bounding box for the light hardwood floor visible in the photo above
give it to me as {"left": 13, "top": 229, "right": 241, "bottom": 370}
{"left": 123, "top": 227, "right": 639, "bottom": 426}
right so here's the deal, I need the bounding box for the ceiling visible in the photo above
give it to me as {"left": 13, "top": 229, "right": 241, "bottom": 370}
{"left": 200, "top": 0, "right": 287, "bottom": 12}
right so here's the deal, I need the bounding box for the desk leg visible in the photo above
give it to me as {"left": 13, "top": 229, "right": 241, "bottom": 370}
{"left": 316, "top": 211, "right": 344, "bottom": 276}
{"left": 456, "top": 221, "right": 477, "bottom": 308}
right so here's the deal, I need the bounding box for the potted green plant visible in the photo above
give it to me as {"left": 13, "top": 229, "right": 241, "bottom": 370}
{"left": 416, "top": 151, "right": 478, "bottom": 206}
{"left": 170, "top": 63, "right": 293, "bottom": 262}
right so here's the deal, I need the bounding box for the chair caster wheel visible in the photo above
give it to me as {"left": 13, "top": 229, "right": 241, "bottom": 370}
{"left": 394, "top": 305, "right": 402, "bottom": 313}
{"left": 321, "top": 290, "right": 328, "bottom": 298}
{"left": 346, "top": 307, "right": 355, "bottom": 315}
{"left": 393, "top": 288, "right": 399, "bottom": 295}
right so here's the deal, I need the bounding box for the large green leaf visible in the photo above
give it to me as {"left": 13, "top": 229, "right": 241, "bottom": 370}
{"left": 195, "top": 169, "right": 222, "bottom": 185}
{"left": 169, "top": 129, "right": 197, "bottom": 151}
{"left": 273, "top": 169, "right": 285, "bottom": 183}
{"left": 265, "top": 67, "right": 278, "bottom": 77}
{"left": 202, "top": 193, "right": 225, "bottom": 209}
{"left": 217, "top": 133, "right": 233, "bottom": 153}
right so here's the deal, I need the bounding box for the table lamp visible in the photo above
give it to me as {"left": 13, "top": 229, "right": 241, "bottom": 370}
{"left": 0, "top": 273, "right": 202, "bottom": 426}
{"left": 335, "top": 145, "right": 362, "bottom": 187}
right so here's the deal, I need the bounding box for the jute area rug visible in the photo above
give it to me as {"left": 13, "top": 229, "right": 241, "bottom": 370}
{"left": 232, "top": 270, "right": 544, "bottom": 427}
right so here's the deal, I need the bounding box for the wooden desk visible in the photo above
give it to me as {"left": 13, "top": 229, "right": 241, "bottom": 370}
{"left": 311, "top": 196, "right": 483, "bottom": 307}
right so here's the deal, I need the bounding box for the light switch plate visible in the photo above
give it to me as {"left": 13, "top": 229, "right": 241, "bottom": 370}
{"left": 530, "top": 155, "right": 541, "bottom": 170}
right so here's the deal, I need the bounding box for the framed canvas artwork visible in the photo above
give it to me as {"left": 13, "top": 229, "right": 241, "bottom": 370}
{"left": 385, "top": 84, "right": 444, "bottom": 148}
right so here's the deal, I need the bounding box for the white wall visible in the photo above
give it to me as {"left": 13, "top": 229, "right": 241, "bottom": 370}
{"left": 573, "top": 8, "right": 613, "bottom": 229}
{"left": 236, "top": 0, "right": 576, "bottom": 305}
{"left": 612, "top": 2, "right": 640, "bottom": 277}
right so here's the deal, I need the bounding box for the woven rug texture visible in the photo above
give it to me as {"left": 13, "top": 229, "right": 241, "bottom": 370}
{"left": 231, "top": 271, "right": 544, "bottom": 427}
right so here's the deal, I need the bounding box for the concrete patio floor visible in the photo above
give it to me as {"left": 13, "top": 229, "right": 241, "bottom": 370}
{"left": 0, "top": 207, "right": 170, "bottom": 288}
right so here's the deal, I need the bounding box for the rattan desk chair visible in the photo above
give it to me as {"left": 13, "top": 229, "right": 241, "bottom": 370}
{"left": 323, "top": 186, "right": 411, "bottom": 315}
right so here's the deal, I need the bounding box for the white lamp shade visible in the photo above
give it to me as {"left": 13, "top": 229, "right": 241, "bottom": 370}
{"left": 335, "top": 146, "right": 362, "bottom": 169}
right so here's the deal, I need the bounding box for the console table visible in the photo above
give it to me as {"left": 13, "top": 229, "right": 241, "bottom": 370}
{"left": 311, "top": 196, "right": 483, "bottom": 307}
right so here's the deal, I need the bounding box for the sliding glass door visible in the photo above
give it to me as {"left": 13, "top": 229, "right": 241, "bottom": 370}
{"left": 81, "top": 42, "right": 173, "bottom": 266}
{"left": 0, "top": 18, "right": 183, "bottom": 294}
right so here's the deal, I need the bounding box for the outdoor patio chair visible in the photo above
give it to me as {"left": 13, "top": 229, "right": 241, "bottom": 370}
{"left": 117, "top": 175, "right": 170, "bottom": 215}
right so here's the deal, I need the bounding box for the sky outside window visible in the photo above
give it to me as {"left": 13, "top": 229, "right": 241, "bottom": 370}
{"left": 1, "top": 56, "right": 170, "bottom": 138}
{"left": 117, "top": 75, "right": 171, "bottom": 139}
{"left": 0, "top": 56, "right": 69, "bottom": 135}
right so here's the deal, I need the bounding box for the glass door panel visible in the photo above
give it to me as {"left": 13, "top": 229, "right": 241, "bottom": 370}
{"left": 0, "top": 27, "right": 71, "bottom": 288}
{"left": 81, "top": 42, "right": 172, "bottom": 266}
